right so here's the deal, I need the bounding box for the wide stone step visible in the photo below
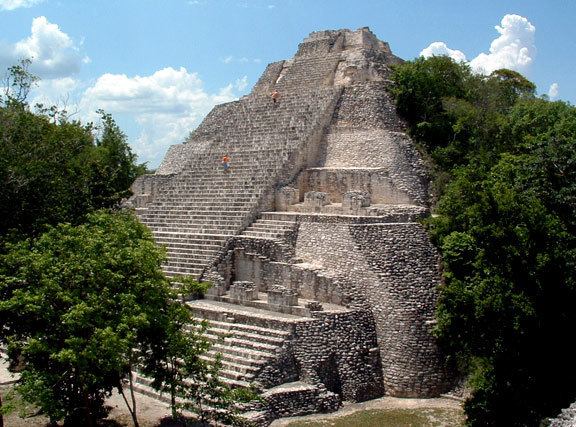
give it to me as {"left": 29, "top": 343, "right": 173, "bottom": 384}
{"left": 163, "top": 266, "right": 205, "bottom": 276}
{"left": 156, "top": 242, "right": 226, "bottom": 252}
{"left": 150, "top": 203, "right": 253, "bottom": 210}
{"left": 187, "top": 299, "right": 306, "bottom": 331}
{"left": 210, "top": 343, "right": 276, "bottom": 363}
{"left": 241, "top": 231, "right": 284, "bottom": 239}
{"left": 203, "top": 319, "right": 292, "bottom": 340}
{"left": 244, "top": 226, "right": 292, "bottom": 233}
{"left": 163, "top": 254, "right": 215, "bottom": 264}
{"left": 202, "top": 331, "right": 281, "bottom": 354}
{"left": 154, "top": 231, "right": 229, "bottom": 240}
{"left": 162, "top": 258, "right": 214, "bottom": 268}
{"left": 141, "top": 213, "right": 246, "bottom": 221}
{"left": 248, "top": 221, "right": 295, "bottom": 229}
{"left": 199, "top": 354, "right": 261, "bottom": 376}
{"left": 146, "top": 222, "right": 238, "bottom": 230}
{"left": 205, "top": 348, "right": 274, "bottom": 366}
{"left": 133, "top": 372, "right": 250, "bottom": 399}
{"left": 149, "top": 225, "right": 238, "bottom": 235}
{"left": 164, "top": 248, "right": 220, "bottom": 257}
{"left": 146, "top": 203, "right": 252, "bottom": 210}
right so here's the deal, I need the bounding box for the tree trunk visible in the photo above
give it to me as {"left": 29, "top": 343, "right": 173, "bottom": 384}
{"left": 170, "top": 382, "right": 177, "bottom": 420}
{"left": 128, "top": 372, "right": 140, "bottom": 427}
{"left": 119, "top": 372, "right": 140, "bottom": 427}
{"left": 83, "top": 391, "right": 94, "bottom": 427}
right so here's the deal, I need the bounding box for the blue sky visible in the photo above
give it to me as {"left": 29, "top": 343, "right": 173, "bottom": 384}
{"left": 1, "top": 0, "right": 575, "bottom": 168}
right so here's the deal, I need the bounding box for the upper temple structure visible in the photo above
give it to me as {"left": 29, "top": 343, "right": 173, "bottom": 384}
{"left": 128, "top": 27, "right": 453, "bottom": 423}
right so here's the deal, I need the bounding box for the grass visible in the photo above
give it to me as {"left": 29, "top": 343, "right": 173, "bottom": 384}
{"left": 286, "top": 407, "right": 464, "bottom": 427}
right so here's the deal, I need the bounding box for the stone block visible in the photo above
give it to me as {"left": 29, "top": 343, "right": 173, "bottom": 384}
{"left": 305, "top": 301, "right": 324, "bottom": 312}
{"left": 276, "top": 186, "right": 300, "bottom": 211}
{"left": 268, "top": 286, "right": 299, "bottom": 306}
{"left": 342, "top": 190, "right": 371, "bottom": 213}
{"left": 304, "top": 191, "right": 331, "bottom": 211}
{"left": 206, "top": 282, "right": 226, "bottom": 297}
{"left": 229, "top": 281, "right": 258, "bottom": 302}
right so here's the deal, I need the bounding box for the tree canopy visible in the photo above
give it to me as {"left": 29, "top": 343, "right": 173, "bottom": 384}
{"left": 0, "top": 211, "right": 177, "bottom": 424}
{"left": 391, "top": 57, "right": 576, "bottom": 426}
{"left": 0, "top": 62, "right": 252, "bottom": 426}
{"left": 0, "top": 61, "right": 146, "bottom": 239}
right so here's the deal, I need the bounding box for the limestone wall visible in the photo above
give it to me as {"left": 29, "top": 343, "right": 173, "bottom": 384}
{"left": 292, "top": 310, "right": 384, "bottom": 401}
{"left": 294, "top": 222, "right": 375, "bottom": 307}
{"left": 234, "top": 252, "right": 344, "bottom": 306}
{"left": 297, "top": 167, "right": 412, "bottom": 205}
{"left": 322, "top": 81, "right": 430, "bottom": 207}
{"left": 350, "top": 223, "right": 452, "bottom": 396}
{"left": 252, "top": 60, "right": 285, "bottom": 94}
{"left": 331, "top": 82, "right": 404, "bottom": 131}
{"left": 292, "top": 220, "right": 451, "bottom": 397}
{"left": 155, "top": 138, "right": 212, "bottom": 175}
{"left": 549, "top": 402, "right": 576, "bottom": 426}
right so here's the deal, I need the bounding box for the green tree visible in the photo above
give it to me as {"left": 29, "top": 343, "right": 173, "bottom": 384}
{"left": 90, "top": 110, "right": 147, "bottom": 208}
{"left": 0, "top": 63, "right": 145, "bottom": 239}
{"left": 0, "top": 106, "right": 96, "bottom": 237}
{"left": 0, "top": 210, "right": 186, "bottom": 425}
{"left": 390, "top": 55, "right": 472, "bottom": 149}
{"left": 1, "top": 59, "right": 38, "bottom": 107}
{"left": 392, "top": 57, "right": 576, "bottom": 425}
{"left": 141, "top": 276, "right": 258, "bottom": 426}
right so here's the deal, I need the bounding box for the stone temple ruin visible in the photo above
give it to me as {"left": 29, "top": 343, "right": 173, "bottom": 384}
{"left": 129, "top": 27, "right": 453, "bottom": 422}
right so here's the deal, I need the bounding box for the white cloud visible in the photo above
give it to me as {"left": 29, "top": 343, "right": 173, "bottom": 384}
{"left": 235, "top": 76, "right": 248, "bottom": 91}
{"left": 419, "top": 14, "right": 536, "bottom": 76}
{"left": 79, "top": 67, "right": 247, "bottom": 166}
{"left": 31, "top": 77, "right": 79, "bottom": 102}
{"left": 469, "top": 14, "right": 535, "bottom": 74}
{"left": 0, "top": 0, "right": 43, "bottom": 11}
{"left": 548, "top": 82, "right": 559, "bottom": 100}
{"left": 220, "top": 55, "right": 261, "bottom": 64}
{"left": 0, "top": 16, "right": 88, "bottom": 79}
{"left": 420, "top": 42, "right": 467, "bottom": 63}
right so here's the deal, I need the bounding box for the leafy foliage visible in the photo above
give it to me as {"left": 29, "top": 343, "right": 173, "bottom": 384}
{"left": 0, "top": 211, "right": 180, "bottom": 424}
{"left": 0, "top": 61, "right": 256, "bottom": 426}
{"left": 141, "top": 281, "right": 259, "bottom": 426}
{"left": 1, "top": 59, "right": 39, "bottom": 107}
{"left": 391, "top": 57, "right": 576, "bottom": 426}
{"left": 0, "top": 64, "right": 145, "bottom": 239}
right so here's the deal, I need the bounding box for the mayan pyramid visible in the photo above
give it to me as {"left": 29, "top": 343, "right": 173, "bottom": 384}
{"left": 129, "top": 27, "right": 453, "bottom": 422}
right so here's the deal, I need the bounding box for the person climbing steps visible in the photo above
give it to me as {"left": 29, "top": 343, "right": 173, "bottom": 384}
{"left": 271, "top": 89, "right": 280, "bottom": 105}
{"left": 222, "top": 154, "right": 231, "bottom": 172}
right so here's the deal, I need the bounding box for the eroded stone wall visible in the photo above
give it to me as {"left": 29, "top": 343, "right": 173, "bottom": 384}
{"left": 291, "top": 220, "right": 451, "bottom": 397}
{"left": 292, "top": 310, "right": 384, "bottom": 401}
{"left": 350, "top": 223, "right": 452, "bottom": 396}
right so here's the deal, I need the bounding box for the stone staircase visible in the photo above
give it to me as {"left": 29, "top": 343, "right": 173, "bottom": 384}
{"left": 274, "top": 53, "right": 342, "bottom": 91}
{"left": 134, "top": 88, "right": 340, "bottom": 278}
{"left": 241, "top": 217, "right": 298, "bottom": 240}
{"left": 187, "top": 300, "right": 298, "bottom": 388}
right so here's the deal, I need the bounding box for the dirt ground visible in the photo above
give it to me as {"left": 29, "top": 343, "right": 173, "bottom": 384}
{"left": 1, "top": 356, "right": 197, "bottom": 427}
{"left": 1, "top": 384, "right": 191, "bottom": 427}
{"left": 2, "top": 387, "right": 464, "bottom": 427}
{"left": 2, "top": 358, "right": 463, "bottom": 427}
